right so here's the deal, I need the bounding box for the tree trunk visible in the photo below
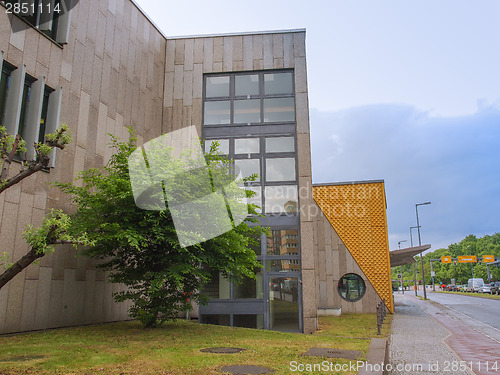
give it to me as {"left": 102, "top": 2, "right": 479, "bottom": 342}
{"left": 0, "top": 247, "right": 44, "bottom": 290}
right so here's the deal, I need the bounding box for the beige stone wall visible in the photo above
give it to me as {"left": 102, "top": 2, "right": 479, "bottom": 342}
{"left": 163, "top": 31, "right": 317, "bottom": 333}
{"left": 0, "top": 0, "right": 166, "bottom": 333}
{"left": 313, "top": 205, "right": 383, "bottom": 314}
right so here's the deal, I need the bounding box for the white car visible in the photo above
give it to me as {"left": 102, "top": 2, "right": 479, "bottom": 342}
{"left": 481, "top": 283, "right": 492, "bottom": 294}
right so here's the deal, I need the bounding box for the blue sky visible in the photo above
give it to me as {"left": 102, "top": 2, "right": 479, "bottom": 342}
{"left": 135, "top": 0, "right": 500, "bottom": 251}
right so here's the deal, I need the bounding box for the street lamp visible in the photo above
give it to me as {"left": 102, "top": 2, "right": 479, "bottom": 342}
{"left": 410, "top": 226, "right": 420, "bottom": 296}
{"left": 398, "top": 240, "right": 407, "bottom": 294}
{"left": 416, "top": 202, "right": 431, "bottom": 299}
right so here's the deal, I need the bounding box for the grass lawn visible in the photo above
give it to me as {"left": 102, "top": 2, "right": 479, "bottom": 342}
{"left": 0, "top": 314, "right": 391, "bottom": 375}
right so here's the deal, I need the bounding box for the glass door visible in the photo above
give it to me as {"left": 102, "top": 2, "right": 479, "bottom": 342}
{"left": 267, "top": 276, "right": 300, "bottom": 332}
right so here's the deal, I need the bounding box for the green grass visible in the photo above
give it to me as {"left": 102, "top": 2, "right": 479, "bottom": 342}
{"left": 0, "top": 314, "right": 391, "bottom": 375}
{"left": 432, "top": 291, "right": 500, "bottom": 300}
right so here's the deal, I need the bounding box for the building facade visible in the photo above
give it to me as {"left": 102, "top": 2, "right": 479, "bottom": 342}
{"left": 0, "top": 0, "right": 321, "bottom": 334}
{"left": 0, "top": 0, "right": 393, "bottom": 335}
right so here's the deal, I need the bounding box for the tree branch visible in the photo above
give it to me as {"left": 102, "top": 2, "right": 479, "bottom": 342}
{"left": 0, "top": 134, "right": 21, "bottom": 182}
{"left": 0, "top": 247, "right": 45, "bottom": 290}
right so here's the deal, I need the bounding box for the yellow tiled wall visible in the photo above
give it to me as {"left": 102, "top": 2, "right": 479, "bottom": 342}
{"left": 313, "top": 182, "right": 393, "bottom": 313}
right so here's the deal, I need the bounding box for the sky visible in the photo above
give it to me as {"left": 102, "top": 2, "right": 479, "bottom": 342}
{"left": 134, "top": 0, "right": 500, "bottom": 252}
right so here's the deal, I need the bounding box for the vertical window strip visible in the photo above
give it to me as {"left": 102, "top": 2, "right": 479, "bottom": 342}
{"left": 24, "top": 75, "right": 45, "bottom": 160}
{"left": 3, "top": 63, "right": 26, "bottom": 136}
{"left": 55, "top": 0, "right": 71, "bottom": 44}
{"left": 45, "top": 86, "right": 62, "bottom": 167}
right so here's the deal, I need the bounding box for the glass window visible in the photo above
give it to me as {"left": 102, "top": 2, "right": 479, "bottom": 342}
{"left": 266, "top": 259, "right": 300, "bottom": 272}
{"left": 264, "top": 72, "right": 293, "bottom": 95}
{"left": 233, "top": 314, "right": 264, "bottom": 329}
{"left": 234, "top": 99, "right": 260, "bottom": 124}
{"left": 246, "top": 186, "right": 262, "bottom": 214}
{"left": 235, "top": 74, "right": 259, "bottom": 96}
{"left": 235, "top": 138, "right": 259, "bottom": 154}
{"left": 338, "top": 273, "right": 366, "bottom": 302}
{"left": 38, "top": 89, "right": 51, "bottom": 143}
{"left": 235, "top": 159, "right": 260, "bottom": 181}
{"left": 263, "top": 98, "right": 295, "bottom": 123}
{"left": 269, "top": 277, "right": 299, "bottom": 332}
{"left": 206, "top": 76, "right": 229, "bottom": 97}
{"left": 201, "top": 272, "right": 231, "bottom": 300}
{"left": 17, "top": 79, "right": 32, "bottom": 143}
{"left": 234, "top": 266, "right": 263, "bottom": 299}
{"left": 266, "top": 158, "right": 296, "bottom": 182}
{"left": 200, "top": 314, "right": 230, "bottom": 326}
{"left": 204, "top": 101, "right": 230, "bottom": 125}
{"left": 204, "top": 139, "right": 229, "bottom": 154}
{"left": 264, "top": 186, "right": 298, "bottom": 214}
{"left": 0, "top": 70, "right": 10, "bottom": 124}
{"left": 267, "top": 229, "right": 299, "bottom": 255}
{"left": 266, "top": 137, "right": 295, "bottom": 153}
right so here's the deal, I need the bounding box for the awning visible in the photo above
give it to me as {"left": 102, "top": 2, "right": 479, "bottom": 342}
{"left": 389, "top": 244, "right": 431, "bottom": 267}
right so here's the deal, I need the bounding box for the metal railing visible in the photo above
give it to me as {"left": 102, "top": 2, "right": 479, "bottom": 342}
{"left": 377, "top": 298, "right": 387, "bottom": 335}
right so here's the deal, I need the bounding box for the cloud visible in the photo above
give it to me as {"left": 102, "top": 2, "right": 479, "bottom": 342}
{"left": 310, "top": 103, "right": 500, "bottom": 252}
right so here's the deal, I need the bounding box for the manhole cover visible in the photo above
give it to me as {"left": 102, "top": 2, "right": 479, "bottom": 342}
{"left": 220, "top": 365, "right": 274, "bottom": 374}
{"left": 301, "top": 347, "right": 362, "bottom": 359}
{"left": 0, "top": 355, "right": 46, "bottom": 362}
{"left": 200, "top": 347, "right": 246, "bottom": 354}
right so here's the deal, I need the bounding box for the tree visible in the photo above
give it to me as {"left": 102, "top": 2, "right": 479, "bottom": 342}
{"left": 57, "top": 133, "right": 264, "bottom": 327}
{"left": 0, "top": 125, "right": 93, "bottom": 290}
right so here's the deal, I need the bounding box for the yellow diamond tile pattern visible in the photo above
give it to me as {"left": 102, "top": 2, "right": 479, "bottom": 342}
{"left": 313, "top": 182, "right": 394, "bottom": 313}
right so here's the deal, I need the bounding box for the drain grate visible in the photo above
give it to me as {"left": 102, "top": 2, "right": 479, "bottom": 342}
{"left": 301, "top": 347, "right": 362, "bottom": 360}
{"left": 220, "top": 364, "right": 274, "bottom": 374}
{"left": 200, "top": 347, "right": 246, "bottom": 354}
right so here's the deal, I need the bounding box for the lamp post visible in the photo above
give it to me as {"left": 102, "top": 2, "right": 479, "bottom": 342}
{"left": 398, "top": 240, "right": 407, "bottom": 294}
{"left": 410, "top": 226, "right": 420, "bottom": 296}
{"left": 416, "top": 202, "right": 431, "bottom": 299}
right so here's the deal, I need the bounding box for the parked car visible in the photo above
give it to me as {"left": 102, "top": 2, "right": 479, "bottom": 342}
{"left": 490, "top": 281, "right": 500, "bottom": 295}
{"left": 481, "top": 283, "right": 492, "bottom": 294}
{"left": 456, "top": 285, "right": 466, "bottom": 292}
{"left": 446, "top": 284, "right": 457, "bottom": 291}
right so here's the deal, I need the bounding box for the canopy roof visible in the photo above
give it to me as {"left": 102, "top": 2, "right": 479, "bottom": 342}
{"left": 389, "top": 245, "right": 431, "bottom": 267}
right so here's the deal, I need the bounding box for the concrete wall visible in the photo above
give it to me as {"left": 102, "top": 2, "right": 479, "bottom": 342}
{"left": 0, "top": 0, "right": 166, "bottom": 334}
{"left": 0, "top": 2, "right": 317, "bottom": 334}
{"left": 313, "top": 204, "right": 383, "bottom": 314}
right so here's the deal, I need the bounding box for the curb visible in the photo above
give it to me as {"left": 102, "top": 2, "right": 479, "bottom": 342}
{"left": 357, "top": 337, "right": 389, "bottom": 375}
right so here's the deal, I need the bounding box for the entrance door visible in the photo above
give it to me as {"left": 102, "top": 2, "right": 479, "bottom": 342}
{"left": 266, "top": 276, "right": 301, "bottom": 332}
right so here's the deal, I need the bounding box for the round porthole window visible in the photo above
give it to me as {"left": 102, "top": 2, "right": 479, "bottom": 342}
{"left": 338, "top": 273, "right": 366, "bottom": 302}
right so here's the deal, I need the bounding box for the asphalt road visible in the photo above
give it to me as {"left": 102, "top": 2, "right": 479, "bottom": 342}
{"left": 409, "top": 289, "right": 500, "bottom": 342}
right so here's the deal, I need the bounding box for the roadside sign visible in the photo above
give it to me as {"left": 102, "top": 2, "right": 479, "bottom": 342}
{"left": 483, "top": 255, "right": 495, "bottom": 263}
{"left": 457, "top": 255, "right": 477, "bottom": 263}
{"left": 431, "top": 271, "right": 436, "bottom": 277}
{"left": 441, "top": 256, "right": 452, "bottom": 264}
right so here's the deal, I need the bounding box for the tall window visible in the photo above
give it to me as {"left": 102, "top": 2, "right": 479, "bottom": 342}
{"left": 203, "top": 70, "right": 298, "bottom": 216}
{"left": 0, "top": 54, "right": 62, "bottom": 162}
{"left": 204, "top": 72, "right": 295, "bottom": 126}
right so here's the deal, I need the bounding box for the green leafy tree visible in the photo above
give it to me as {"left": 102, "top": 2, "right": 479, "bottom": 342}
{"left": 57, "top": 133, "right": 264, "bottom": 327}
{"left": 0, "top": 125, "right": 92, "bottom": 290}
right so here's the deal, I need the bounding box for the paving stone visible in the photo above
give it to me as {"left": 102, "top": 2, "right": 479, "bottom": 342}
{"left": 301, "top": 347, "right": 362, "bottom": 359}
{"left": 200, "top": 347, "right": 246, "bottom": 354}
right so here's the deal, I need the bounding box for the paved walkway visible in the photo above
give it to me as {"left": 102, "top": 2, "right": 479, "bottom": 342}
{"left": 388, "top": 293, "right": 500, "bottom": 375}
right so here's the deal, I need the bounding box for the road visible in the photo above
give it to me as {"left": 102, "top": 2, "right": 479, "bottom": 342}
{"left": 410, "top": 289, "right": 500, "bottom": 342}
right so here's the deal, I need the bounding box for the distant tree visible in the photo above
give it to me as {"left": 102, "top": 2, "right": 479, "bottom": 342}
{"left": 57, "top": 133, "right": 264, "bottom": 327}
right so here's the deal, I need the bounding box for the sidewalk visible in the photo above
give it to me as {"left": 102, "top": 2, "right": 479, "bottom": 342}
{"left": 388, "top": 293, "right": 500, "bottom": 375}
